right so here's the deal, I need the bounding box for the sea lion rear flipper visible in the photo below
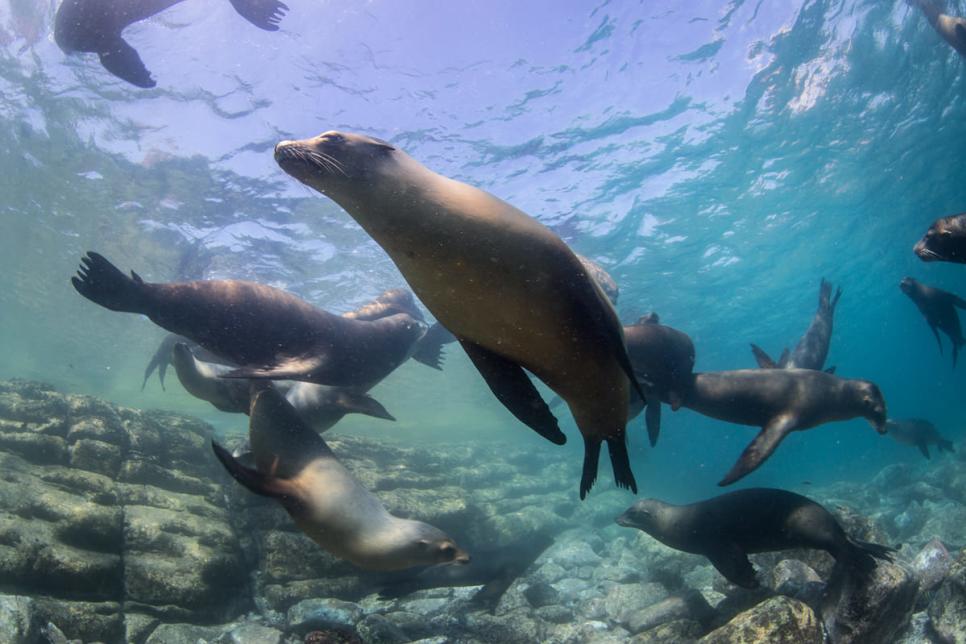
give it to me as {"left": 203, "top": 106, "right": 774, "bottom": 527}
{"left": 97, "top": 39, "right": 156, "bottom": 88}
{"left": 777, "top": 348, "right": 790, "bottom": 368}
{"left": 458, "top": 339, "right": 566, "bottom": 445}
{"left": 228, "top": 0, "right": 288, "bottom": 31}
{"left": 411, "top": 322, "right": 457, "bottom": 370}
{"left": 211, "top": 440, "right": 295, "bottom": 500}
{"left": 606, "top": 436, "right": 638, "bottom": 494}
{"left": 718, "top": 415, "right": 797, "bottom": 486}
{"left": 579, "top": 436, "right": 602, "bottom": 500}
{"left": 644, "top": 401, "right": 661, "bottom": 447}
{"left": 916, "top": 441, "right": 932, "bottom": 460}
{"left": 750, "top": 344, "right": 777, "bottom": 369}
{"left": 72, "top": 252, "right": 150, "bottom": 313}
{"left": 221, "top": 354, "right": 328, "bottom": 382}
{"left": 824, "top": 365, "right": 837, "bottom": 374}
{"left": 335, "top": 391, "right": 396, "bottom": 421}
{"left": 706, "top": 543, "right": 759, "bottom": 589}
{"left": 930, "top": 324, "right": 944, "bottom": 355}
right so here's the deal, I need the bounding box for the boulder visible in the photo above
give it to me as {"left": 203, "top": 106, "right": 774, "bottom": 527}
{"left": 822, "top": 559, "right": 919, "bottom": 644}
{"left": 699, "top": 596, "right": 823, "bottom": 644}
{"left": 928, "top": 550, "right": 966, "bottom": 644}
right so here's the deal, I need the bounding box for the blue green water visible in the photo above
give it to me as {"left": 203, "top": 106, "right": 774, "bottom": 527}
{"left": 0, "top": 0, "right": 964, "bottom": 503}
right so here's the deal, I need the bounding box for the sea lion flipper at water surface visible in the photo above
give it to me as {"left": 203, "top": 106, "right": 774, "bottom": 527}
{"left": 718, "top": 414, "right": 799, "bottom": 486}
{"left": 457, "top": 339, "right": 566, "bottom": 445}
{"left": 97, "top": 37, "right": 155, "bottom": 88}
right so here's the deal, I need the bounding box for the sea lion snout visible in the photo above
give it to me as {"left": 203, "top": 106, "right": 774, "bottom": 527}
{"left": 914, "top": 237, "right": 938, "bottom": 261}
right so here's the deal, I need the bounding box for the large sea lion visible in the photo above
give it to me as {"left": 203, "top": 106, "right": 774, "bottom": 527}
{"left": 624, "top": 313, "right": 695, "bottom": 446}
{"left": 909, "top": 0, "right": 966, "bottom": 57}
{"left": 274, "top": 131, "right": 646, "bottom": 499}
{"left": 172, "top": 343, "right": 394, "bottom": 431}
{"left": 212, "top": 386, "right": 469, "bottom": 571}
{"left": 751, "top": 278, "right": 841, "bottom": 373}
{"left": 681, "top": 369, "right": 887, "bottom": 485}
{"left": 885, "top": 418, "right": 955, "bottom": 459}
{"left": 899, "top": 277, "right": 966, "bottom": 367}
{"left": 72, "top": 252, "right": 426, "bottom": 388}
{"left": 616, "top": 488, "right": 895, "bottom": 589}
{"left": 915, "top": 213, "right": 966, "bottom": 264}
{"left": 54, "top": 0, "right": 288, "bottom": 88}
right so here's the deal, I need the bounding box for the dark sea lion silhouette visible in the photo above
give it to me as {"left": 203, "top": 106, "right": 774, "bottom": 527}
{"left": 751, "top": 278, "right": 841, "bottom": 374}
{"left": 681, "top": 369, "right": 887, "bottom": 485}
{"left": 900, "top": 277, "right": 966, "bottom": 367}
{"left": 71, "top": 252, "right": 426, "bottom": 389}
{"left": 616, "top": 488, "right": 895, "bottom": 589}
{"left": 909, "top": 0, "right": 966, "bottom": 58}
{"left": 275, "top": 131, "right": 646, "bottom": 499}
{"left": 54, "top": 0, "right": 288, "bottom": 88}
{"left": 915, "top": 213, "right": 966, "bottom": 264}
{"left": 885, "top": 418, "right": 955, "bottom": 460}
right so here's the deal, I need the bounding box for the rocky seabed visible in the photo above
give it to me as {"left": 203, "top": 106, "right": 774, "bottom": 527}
{"left": 0, "top": 379, "right": 963, "bottom": 644}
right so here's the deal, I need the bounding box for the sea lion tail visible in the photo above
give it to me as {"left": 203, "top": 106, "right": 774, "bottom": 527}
{"left": 606, "top": 436, "right": 638, "bottom": 495}
{"left": 72, "top": 252, "right": 150, "bottom": 314}
{"left": 211, "top": 440, "right": 294, "bottom": 500}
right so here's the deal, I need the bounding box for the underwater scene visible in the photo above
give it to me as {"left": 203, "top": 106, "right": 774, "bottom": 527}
{"left": 2, "top": 0, "right": 966, "bottom": 642}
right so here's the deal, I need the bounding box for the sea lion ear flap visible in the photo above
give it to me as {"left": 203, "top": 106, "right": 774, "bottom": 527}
{"left": 719, "top": 415, "right": 797, "bottom": 486}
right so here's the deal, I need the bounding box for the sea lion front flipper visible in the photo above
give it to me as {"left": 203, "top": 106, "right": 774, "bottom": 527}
{"left": 335, "top": 391, "right": 396, "bottom": 421}
{"left": 750, "top": 344, "right": 777, "bottom": 369}
{"left": 706, "top": 543, "right": 759, "bottom": 589}
{"left": 211, "top": 440, "right": 297, "bottom": 501}
{"left": 228, "top": 0, "right": 289, "bottom": 31}
{"left": 719, "top": 415, "right": 798, "bottom": 486}
{"left": 645, "top": 401, "right": 661, "bottom": 447}
{"left": 411, "top": 322, "right": 457, "bottom": 370}
{"left": 916, "top": 441, "right": 932, "bottom": 460}
{"left": 97, "top": 38, "right": 156, "bottom": 88}
{"left": 221, "top": 354, "right": 328, "bottom": 382}
{"left": 458, "top": 339, "right": 566, "bottom": 445}
{"left": 930, "top": 323, "right": 944, "bottom": 355}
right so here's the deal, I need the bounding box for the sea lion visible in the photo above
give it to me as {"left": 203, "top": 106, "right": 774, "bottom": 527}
{"left": 751, "top": 278, "right": 841, "bottom": 373}
{"left": 274, "top": 131, "right": 645, "bottom": 499}
{"left": 909, "top": 0, "right": 966, "bottom": 57}
{"left": 172, "top": 342, "right": 394, "bottom": 431}
{"left": 212, "top": 386, "right": 469, "bottom": 571}
{"left": 899, "top": 277, "right": 966, "bottom": 367}
{"left": 72, "top": 252, "right": 426, "bottom": 388}
{"left": 681, "top": 369, "right": 887, "bottom": 485}
{"left": 885, "top": 418, "right": 955, "bottom": 459}
{"left": 376, "top": 532, "right": 555, "bottom": 612}
{"left": 915, "top": 213, "right": 966, "bottom": 264}
{"left": 143, "top": 288, "right": 442, "bottom": 389}
{"left": 624, "top": 313, "right": 695, "bottom": 446}
{"left": 54, "top": 0, "right": 288, "bottom": 88}
{"left": 615, "top": 488, "right": 895, "bottom": 589}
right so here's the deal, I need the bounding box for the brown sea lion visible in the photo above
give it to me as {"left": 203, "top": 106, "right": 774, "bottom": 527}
{"left": 54, "top": 0, "right": 288, "bottom": 88}
{"left": 751, "top": 278, "right": 841, "bottom": 373}
{"left": 72, "top": 252, "right": 426, "bottom": 389}
{"left": 885, "top": 418, "right": 955, "bottom": 459}
{"left": 915, "top": 213, "right": 966, "bottom": 264}
{"left": 909, "top": 0, "right": 966, "bottom": 58}
{"left": 681, "top": 369, "right": 887, "bottom": 485}
{"left": 624, "top": 313, "right": 695, "bottom": 446}
{"left": 616, "top": 489, "right": 895, "bottom": 589}
{"left": 212, "top": 386, "right": 469, "bottom": 571}
{"left": 274, "top": 131, "right": 645, "bottom": 499}
{"left": 900, "top": 277, "right": 966, "bottom": 367}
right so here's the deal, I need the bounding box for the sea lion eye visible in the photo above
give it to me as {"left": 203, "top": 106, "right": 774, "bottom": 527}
{"left": 441, "top": 544, "right": 455, "bottom": 556}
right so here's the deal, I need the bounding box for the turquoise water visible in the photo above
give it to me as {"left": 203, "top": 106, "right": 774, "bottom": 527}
{"left": 1, "top": 0, "right": 964, "bottom": 505}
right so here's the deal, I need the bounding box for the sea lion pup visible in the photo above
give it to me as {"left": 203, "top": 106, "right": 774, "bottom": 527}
{"left": 71, "top": 252, "right": 426, "bottom": 388}
{"left": 909, "top": 0, "right": 966, "bottom": 58}
{"left": 885, "top": 418, "right": 955, "bottom": 460}
{"left": 751, "top": 278, "right": 841, "bottom": 374}
{"left": 375, "top": 532, "right": 555, "bottom": 612}
{"left": 171, "top": 343, "right": 394, "bottom": 431}
{"left": 274, "top": 131, "right": 646, "bottom": 499}
{"left": 624, "top": 313, "right": 696, "bottom": 447}
{"left": 54, "top": 0, "right": 288, "bottom": 88}
{"left": 915, "top": 213, "right": 966, "bottom": 264}
{"left": 681, "top": 369, "right": 887, "bottom": 486}
{"left": 212, "top": 386, "right": 469, "bottom": 571}
{"left": 615, "top": 489, "right": 895, "bottom": 589}
{"left": 900, "top": 277, "right": 966, "bottom": 367}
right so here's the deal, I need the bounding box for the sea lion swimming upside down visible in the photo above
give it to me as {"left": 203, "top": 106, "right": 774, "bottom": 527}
{"left": 274, "top": 131, "right": 645, "bottom": 499}
{"left": 213, "top": 386, "right": 469, "bottom": 571}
